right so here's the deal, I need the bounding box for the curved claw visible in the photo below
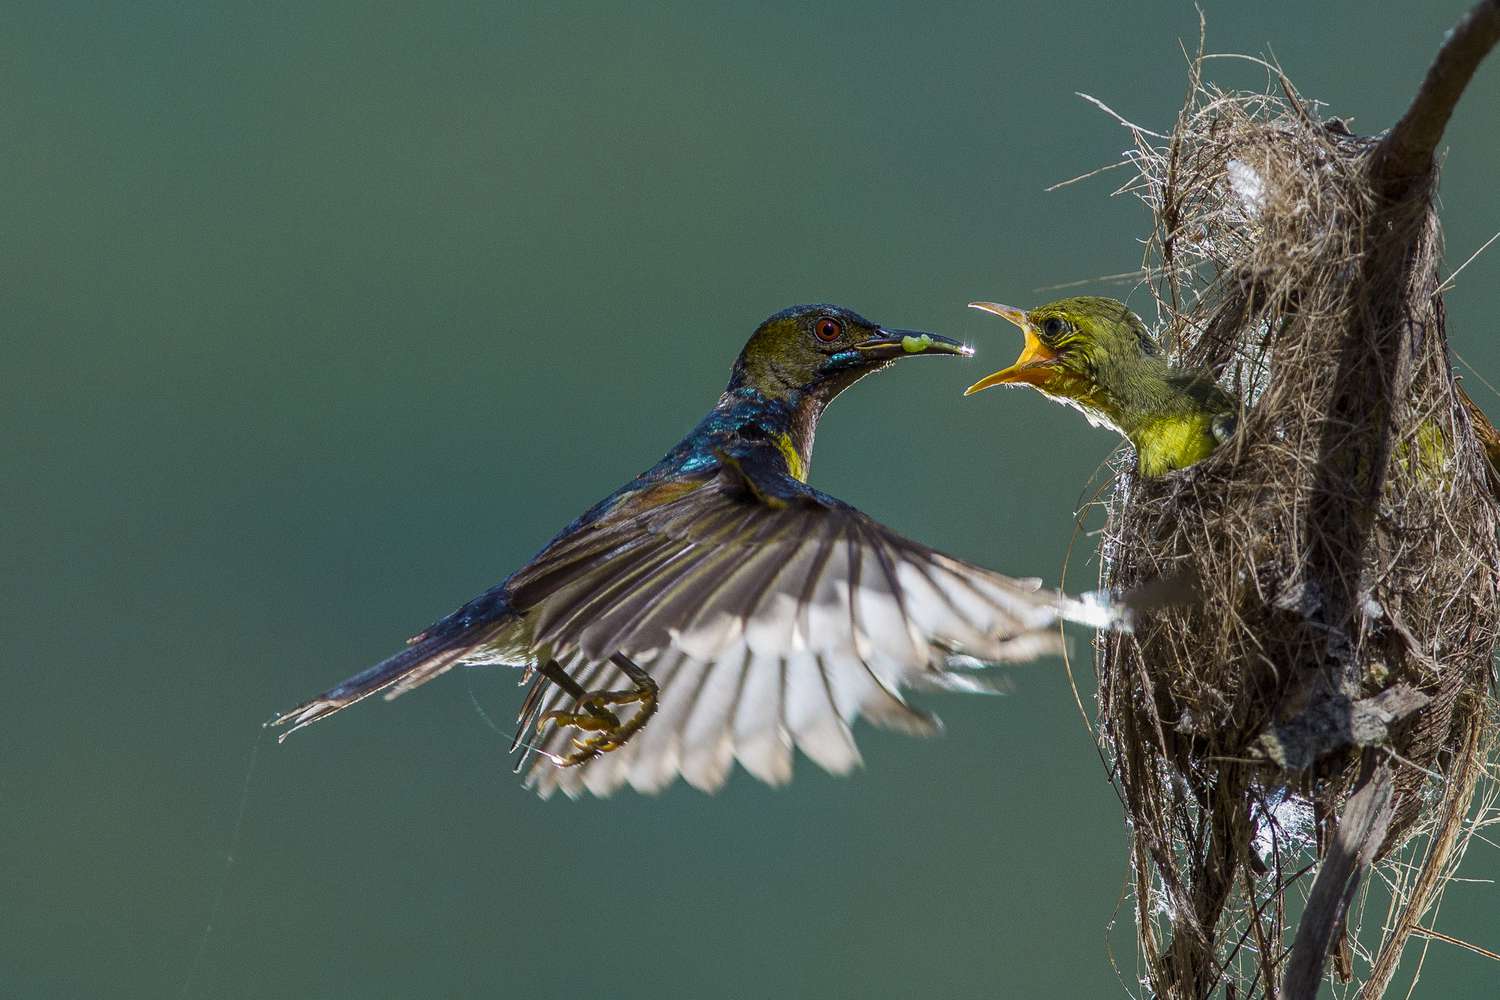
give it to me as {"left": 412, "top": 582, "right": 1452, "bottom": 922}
{"left": 537, "top": 704, "right": 620, "bottom": 735}
{"left": 537, "top": 663, "right": 661, "bottom": 768}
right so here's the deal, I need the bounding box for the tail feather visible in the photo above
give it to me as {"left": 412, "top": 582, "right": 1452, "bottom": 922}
{"left": 269, "top": 594, "right": 519, "bottom": 741}
{"left": 267, "top": 634, "right": 474, "bottom": 741}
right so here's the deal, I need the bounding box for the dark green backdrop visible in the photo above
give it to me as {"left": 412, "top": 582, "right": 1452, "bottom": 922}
{"left": 6, "top": 2, "right": 1497, "bottom": 997}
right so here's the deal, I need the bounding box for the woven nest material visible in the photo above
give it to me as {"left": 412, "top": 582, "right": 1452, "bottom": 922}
{"left": 1085, "top": 47, "right": 1500, "bottom": 999}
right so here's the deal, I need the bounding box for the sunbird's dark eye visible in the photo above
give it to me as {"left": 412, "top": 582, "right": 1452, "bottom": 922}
{"left": 1041, "top": 317, "right": 1068, "bottom": 339}
{"left": 814, "top": 317, "right": 843, "bottom": 342}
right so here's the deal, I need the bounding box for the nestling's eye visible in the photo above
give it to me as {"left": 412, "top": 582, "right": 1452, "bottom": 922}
{"left": 1041, "top": 317, "right": 1068, "bottom": 339}
{"left": 814, "top": 316, "right": 843, "bottom": 343}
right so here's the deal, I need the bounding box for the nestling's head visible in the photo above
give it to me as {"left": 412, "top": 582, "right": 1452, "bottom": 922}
{"left": 962, "top": 295, "right": 1159, "bottom": 431}
{"left": 730, "top": 304, "right": 971, "bottom": 399}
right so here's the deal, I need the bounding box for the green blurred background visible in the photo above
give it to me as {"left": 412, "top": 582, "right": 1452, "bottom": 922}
{"left": 6, "top": 2, "right": 1498, "bottom": 997}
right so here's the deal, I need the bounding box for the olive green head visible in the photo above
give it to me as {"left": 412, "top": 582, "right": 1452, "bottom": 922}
{"left": 962, "top": 296, "right": 1158, "bottom": 408}
{"left": 728, "top": 304, "right": 971, "bottom": 399}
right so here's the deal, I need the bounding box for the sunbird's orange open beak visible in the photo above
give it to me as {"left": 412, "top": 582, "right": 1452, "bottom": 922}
{"left": 962, "top": 301, "right": 1059, "bottom": 395}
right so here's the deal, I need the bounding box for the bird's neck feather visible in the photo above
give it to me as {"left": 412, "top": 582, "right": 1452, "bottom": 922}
{"left": 1074, "top": 353, "right": 1228, "bottom": 474}
{"left": 714, "top": 384, "right": 831, "bottom": 482}
{"left": 718, "top": 361, "right": 877, "bottom": 482}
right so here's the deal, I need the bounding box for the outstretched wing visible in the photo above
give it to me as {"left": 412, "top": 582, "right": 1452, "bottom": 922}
{"left": 513, "top": 640, "right": 1035, "bottom": 799}
{"left": 505, "top": 442, "right": 1104, "bottom": 796}
{"left": 509, "top": 447, "right": 1076, "bottom": 669}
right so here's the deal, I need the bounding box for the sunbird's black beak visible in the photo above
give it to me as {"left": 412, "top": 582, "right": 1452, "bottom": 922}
{"left": 853, "top": 328, "right": 973, "bottom": 361}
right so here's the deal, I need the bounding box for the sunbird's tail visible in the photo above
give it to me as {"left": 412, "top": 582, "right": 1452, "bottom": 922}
{"left": 268, "top": 593, "right": 518, "bottom": 740}
{"left": 267, "top": 632, "right": 475, "bottom": 739}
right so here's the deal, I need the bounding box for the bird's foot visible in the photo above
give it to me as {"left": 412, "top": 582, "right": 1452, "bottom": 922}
{"left": 536, "top": 656, "right": 659, "bottom": 766}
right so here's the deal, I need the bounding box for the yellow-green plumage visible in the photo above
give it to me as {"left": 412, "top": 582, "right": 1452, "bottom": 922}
{"left": 1132, "top": 411, "right": 1225, "bottom": 477}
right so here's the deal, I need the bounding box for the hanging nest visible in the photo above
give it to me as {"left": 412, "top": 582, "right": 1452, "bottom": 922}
{"left": 1087, "top": 8, "right": 1500, "bottom": 998}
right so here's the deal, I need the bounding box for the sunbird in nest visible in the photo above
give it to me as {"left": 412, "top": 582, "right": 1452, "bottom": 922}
{"left": 964, "top": 295, "right": 1500, "bottom": 492}
{"left": 273, "top": 304, "right": 1113, "bottom": 797}
{"left": 964, "top": 296, "right": 1237, "bottom": 476}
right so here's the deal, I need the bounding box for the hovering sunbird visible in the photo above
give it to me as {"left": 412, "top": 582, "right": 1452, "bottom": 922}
{"left": 274, "top": 304, "right": 1113, "bottom": 797}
